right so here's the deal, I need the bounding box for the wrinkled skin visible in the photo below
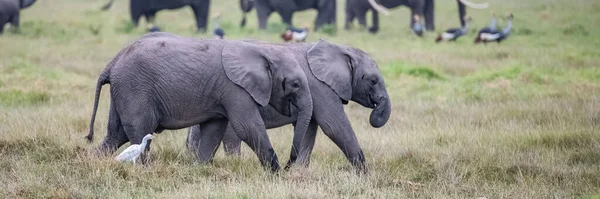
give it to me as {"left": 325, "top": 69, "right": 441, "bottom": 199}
{"left": 0, "top": 0, "right": 36, "bottom": 34}
{"left": 101, "top": 0, "right": 210, "bottom": 32}
{"left": 239, "top": 0, "right": 336, "bottom": 31}
{"left": 345, "top": 0, "right": 487, "bottom": 33}
{"left": 187, "top": 40, "right": 391, "bottom": 173}
{"left": 86, "top": 32, "right": 313, "bottom": 172}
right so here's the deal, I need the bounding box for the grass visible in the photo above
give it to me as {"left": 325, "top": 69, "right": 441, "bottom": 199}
{"left": 1, "top": 0, "right": 599, "bottom": 198}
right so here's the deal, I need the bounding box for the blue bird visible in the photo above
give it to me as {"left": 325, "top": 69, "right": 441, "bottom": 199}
{"left": 475, "top": 13, "right": 513, "bottom": 44}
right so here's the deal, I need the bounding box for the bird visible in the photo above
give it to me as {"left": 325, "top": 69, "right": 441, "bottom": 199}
{"left": 115, "top": 134, "right": 153, "bottom": 164}
{"left": 435, "top": 16, "right": 472, "bottom": 43}
{"left": 146, "top": 24, "right": 161, "bottom": 33}
{"left": 474, "top": 13, "right": 513, "bottom": 44}
{"left": 412, "top": 15, "right": 424, "bottom": 37}
{"left": 281, "top": 25, "right": 309, "bottom": 42}
{"left": 478, "top": 12, "right": 498, "bottom": 34}
{"left": 213, "top": 12, "right": 225, "bottom": 39}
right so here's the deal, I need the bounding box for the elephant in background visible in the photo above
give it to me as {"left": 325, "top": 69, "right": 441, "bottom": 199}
{"left": 0, "top": 0, "right": 36, "bottom": 34}
{"left": 345, "top": 0, "right": 488, "bottom": 33}
{"left": 101, "top": 0, "right": 211, "bottom": 32}
{"left": 239, "top": 0, "right": 336, "bottom": 31}
{"left": 86, "top": 32, "right": 313, "bottom": 171}
{"left": 187, "top": 39, "right": 391, "bottom": 173}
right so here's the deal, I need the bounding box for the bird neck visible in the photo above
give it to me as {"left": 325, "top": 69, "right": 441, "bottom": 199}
{"left": 140, "top": 138, "right": 150, "bottom": 149}
{"left": 489, "top": 17, "right": 496, "bottom": 29}
{"left": 502, "top": 19, "right": 512, "bottom": 35}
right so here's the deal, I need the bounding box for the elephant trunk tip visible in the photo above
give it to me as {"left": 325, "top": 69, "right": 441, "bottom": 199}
{"left": 85, "top": 132, "right": 94, "bottom": 143}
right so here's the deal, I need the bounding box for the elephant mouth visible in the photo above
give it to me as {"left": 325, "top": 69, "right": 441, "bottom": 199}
{"left": 367, "top": 94, "right": 378, "bottom": 109}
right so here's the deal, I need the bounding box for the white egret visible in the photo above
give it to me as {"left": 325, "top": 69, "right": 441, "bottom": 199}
{"left": 115, "top": 134, "right": 153, "bottom": 164}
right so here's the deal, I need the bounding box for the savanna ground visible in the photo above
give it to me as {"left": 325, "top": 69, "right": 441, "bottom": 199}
{"left": 1, "top": 0, "right": 599, "bottom": 198}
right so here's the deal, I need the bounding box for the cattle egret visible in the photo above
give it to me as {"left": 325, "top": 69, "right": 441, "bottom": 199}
{"left": 115, "top": 134, "right": 153, "bottom": 164}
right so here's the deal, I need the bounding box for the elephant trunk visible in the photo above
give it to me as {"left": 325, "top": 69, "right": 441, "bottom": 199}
{"left": 369, "top": 94, "right": 390, "bottom": 128}
{"left": 292, "top": 90, "right": 313, "bottom": 151}
{"left": 20, "top": 0, "right": 36, "bottom": 9}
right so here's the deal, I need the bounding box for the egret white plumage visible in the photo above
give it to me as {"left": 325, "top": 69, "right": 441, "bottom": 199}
{"left": 435, "top": 16, "right": 472, "bottom": 43}
{"left": 115, "top": 134, "right": 153, "bottom": 164}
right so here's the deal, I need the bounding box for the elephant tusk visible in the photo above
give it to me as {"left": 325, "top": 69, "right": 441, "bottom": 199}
{"left": 458, "top": 0, "right": 489, "bottom": 9}
{"left": 367, "top": 0, "right": 390, "bottom": 16}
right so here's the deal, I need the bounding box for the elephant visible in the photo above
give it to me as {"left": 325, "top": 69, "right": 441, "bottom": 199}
{"left": 239, "top": 0, "right": 336, "bottom": 31}
{"left": 0, "top": 0, "right": 36, "bottom": 34}
{"left": 85, "top": 32, "right": 313, "bottom": 172}
{"left": 186, "top": 39, "right": 391, "bottom": 173}
{"left": 101, "top": 0, "right": 210, "bottom": 32}
{"left": 345, "top": 0, "right": 489, "bottom": 33}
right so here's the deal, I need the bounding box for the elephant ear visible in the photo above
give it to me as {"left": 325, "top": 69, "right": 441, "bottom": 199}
{"left": 307, "top": 39, "right": 353, "bottom": 101}
{"left": 222, "top": 41, "right": 272, "bottom": 106}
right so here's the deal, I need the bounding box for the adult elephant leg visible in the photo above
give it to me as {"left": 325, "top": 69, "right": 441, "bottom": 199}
{"left": 9, "top": 13, "right": 19, "bottom": 32}
{"left": 368, "top": 10, "right": 379, "bottom": 33}
{"left": 186, "top": 125, "right": 201, "bottom": 153}
{"left": 222, "top": 123, "right": 242, "bottom": 156}
{"left": 194, "top": 118, "right": 229, "bottom": 163}
{"left": 144, "top": 11, "right": 157, "bottom": 26}
{"left": 356, "top": 10, "right": 367, "bottom": 30}
{"left": 424, "top": 0, "right": 434, "bottom": 31}
{"left": 96, "top": 102, "right": 129, "bottom": 155}
{"left": 344, "top": 1, "right": 355, "bottom": 30}
{"left": 256, "top": 3, "right": 273, "bottom": 30}
{"left": 285, "top": 119, "right": 318, "bottom": 169}
{"left": 191, "top": 3, "right": 209, "bottom": 33}
{"left": 277, "top": 10, "right": 293, "bottom": 27}
{"left": 315, "top": 101, "right": 367, "bottom": 174}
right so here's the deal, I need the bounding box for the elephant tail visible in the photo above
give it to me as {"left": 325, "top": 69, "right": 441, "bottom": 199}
{"left": 239, "top": 0, "right": 254, "bottom": 27}
{"left": 86, "top": 69, "right": 110, "bottom": 143}
{"left": 86, "top": 48, "right": 126, "bottom": 143}
{"left": 101, "top": 0, "right": 115, "bottom": 11}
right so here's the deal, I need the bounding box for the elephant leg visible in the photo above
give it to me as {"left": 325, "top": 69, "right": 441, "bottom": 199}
{"left": 144, "top": 11, "right": 157, "bottom": 25}
{"left": 369, "top": 10, "right": 379, "bottom": 33}
{"left": 194, "top": 118, "right": 229, "bottom": 163}
{"left": 285, "top": 119, "right": 318, "bottom": 169}
{"left": 116, "top": 100, "right": 158, "bottom": 165}
{"left": 222, "top": 123, "right": 242, "bottom": 156}
{"left": 9, "top": 13, "right": 19, "bottom": 32}
{"left": 277, "top": 10, "right": 293, "bottom": 27}
{"left": 424, "top": 0, "right": 435, "bottom": 31}
{"left": 344, "top": 4, "right": 355, "bottom": 30}
{"left": 256, "top": 3, "right": 273, "bottom": 29}
{"left": 356, "top": 12, "right": 367, "bottom": 30}
{"left": 185, "top": 125, "right": 201, "bottom": 153}
{"left": 314, "top": 102, "right": 367, "bottom": 174}
{"left": 97, "top": 102, "right": 129, "bottom": 155}
{"left": 225, "top": 99, "right": 279, "bottom": 171}
{"left": 191, "top": 3, "right": 209, "bottom": 33}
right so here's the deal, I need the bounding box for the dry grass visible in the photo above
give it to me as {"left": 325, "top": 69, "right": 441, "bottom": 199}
{"left": 1, "top": 0, "right": 600, "bottom": 198}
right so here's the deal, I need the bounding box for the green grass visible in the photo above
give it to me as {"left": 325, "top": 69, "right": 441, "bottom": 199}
{"left": 0, "top": 0, "right": 599, "bottom": 198}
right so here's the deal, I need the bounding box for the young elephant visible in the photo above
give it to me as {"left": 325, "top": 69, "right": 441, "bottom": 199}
{"left": 187, "top": 39, "right": 391, "bottom": 173}
{"left": 0, "top": 0, "right": 36, "bottom": 34}
{"left": 86, "top": 32, "right": 313, "bottom": 171}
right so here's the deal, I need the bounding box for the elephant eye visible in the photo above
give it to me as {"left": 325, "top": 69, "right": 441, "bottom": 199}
{"left": 292, "top": 83, "right": 300, "bottom": 88}
{"left": 370, "top": 79, "right": 378, "bottom": 85}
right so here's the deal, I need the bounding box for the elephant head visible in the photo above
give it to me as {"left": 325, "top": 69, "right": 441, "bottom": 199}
{"left": 222, "top": 41, "right": 313, "bottom": 142}
{"left": 307, "top": 40, "right": 390, "bottom": 128}
{"left": 20, "top": 0, "right": 36, "bottom": 9}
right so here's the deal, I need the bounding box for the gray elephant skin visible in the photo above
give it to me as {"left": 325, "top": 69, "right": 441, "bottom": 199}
{"left": 86, "top": 32, "right": 313, "bottom": 171}
{"left": 346, "top": 0, "right": 488, "bottom": 33}
{"left": 187, "top": 39, "right": 391, "bottom": 173}
{"left": 101, "top": 0, "right": 210, "bottom": 32}
{"left": 0, "top": 0, "right": 36, "bottom": 34}
{"left": 239, "top": 0, "right": 336, "bottom": 31}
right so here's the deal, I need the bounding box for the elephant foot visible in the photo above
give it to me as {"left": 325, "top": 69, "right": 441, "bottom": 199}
{"left": 368, "top": 26, "right": 379, "bottom": 34}
{"left": 344, "top": 23, "right": 352, "bottom": 30}
{"left": 196, "top": 27, "right": 207, "bottom": 33}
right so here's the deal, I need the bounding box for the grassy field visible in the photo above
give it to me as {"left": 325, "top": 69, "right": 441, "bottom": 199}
{"left": 1, "top": 0, "right": 600, "bottom": 198}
